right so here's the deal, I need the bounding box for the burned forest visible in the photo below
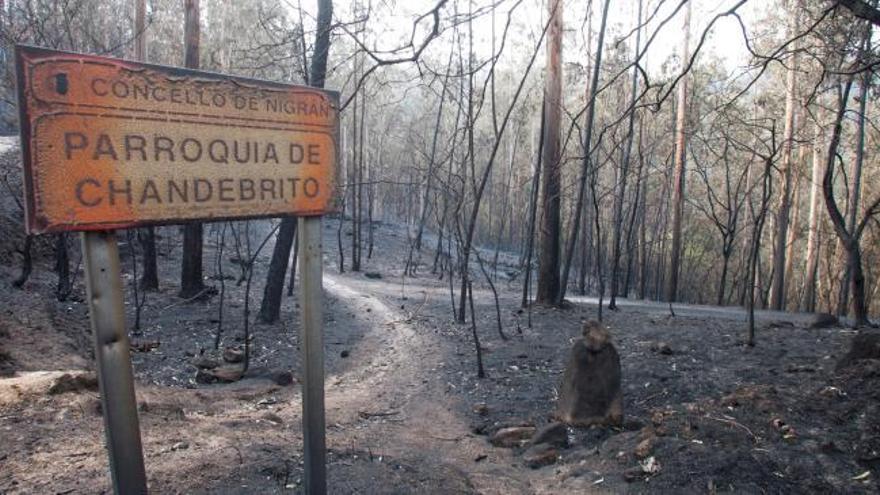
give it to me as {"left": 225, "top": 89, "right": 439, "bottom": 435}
{"left": 2, "top": 0, "right": 880, "bottom": 493}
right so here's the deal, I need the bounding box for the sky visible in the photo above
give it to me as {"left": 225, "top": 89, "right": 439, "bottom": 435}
{"left": 299, "top": 0, "right": 771, "bottom": 77}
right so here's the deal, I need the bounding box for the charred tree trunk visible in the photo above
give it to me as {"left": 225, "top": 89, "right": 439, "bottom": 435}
{"left": 638, "top": 174, "right": 649, "bottom": 300}
{"left": 414, "top": 45, "right": 454, "bottom": 252}
{"left": 214, "top": 223, "right": 228, "bottom": 349}
{"left": 337, "top": 133, "right": 347, "bottom": 273}
{"left": 139, "top": 228, "right": 159, "bottom": 290}
{"left": 468, "top": 281, "right": 485, "bottom": 378}
{"left": 134, "top": 0, "right": 158, "bottom": 291}
{"left": 366, "top": 157, "right": 374, "bottom": 259}
{"left": 623, "top": 127, "right": 646, "bottom": 300}
{"left": 54, "top": 233, "right": 71, "bottom": 301}
{"left": 577, "top": 2, "right": 594, "bottom": 298}
{"left": 260, "top": 221, "right": 296, "bottom": 323}
{"left": 258, "top": 0, "right": 333, "bottom": 316}
{"left": 535, "top": 0, "right": 564, "bottom": 305}
{"left": 287, "top": 232, "right": 298, "bottom": 296}
{"left": 838, "top": 67, "right": 869, "bottom": 316}
{"left": 434, "top": 68, "right": 465, "bottom": 276}
{"left": 522, "top": 103, "right": 545, "bottom": 308}
{"left": 352, "top": 76, "right": 366, "bottom": 272}
{"left": 822, "top": 77, "right": 875, "bottom": 327}
{"left": 454, "top": 6, "right": 547, "bottom": 322}
{"left": 609, "top": 0, "right": 642, "bottom": 310}
{"left": 748, "top": 157, "right": 773, "bottom": 346}
{"left": 665, "top": 0, "right": 691, "bottom": 303}
{"left": 783, "top": 161, "right": 803, "bottom": 305}
{"left": 456, "top": 5, "right": 476, "bottom": 323}
{"left": 13, "top": 235, "right": 33, "bottom": 289}
{"left": 769, "top": 1, "right": 800, "bottom": 311}
{"left": 591, "top": 167, "right": 606, "bottom": 322}
{"left": 802, "top": 118, "right": 824, "bottom": 312}
{"left": 557, "top": 0, "right": 611, "bottom": 305}
{"left": 179, "top": 0, "right": 205, "bottom": 299}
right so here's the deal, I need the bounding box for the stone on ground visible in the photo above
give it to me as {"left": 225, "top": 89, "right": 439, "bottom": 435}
{"left": 47, "top": 372, "right": 98, "bottom": 395}
{"left": 634, "top": 428, "right": 657, "bottom": 459}
{"left": 522, "top": 443, "right": 558, "bottom": 469}
{"left": 472, "top": 403, "right": 489, "bottom": 416}
{"left": 244, "top": 367, "right": 296, "bottom": 386}
{"left": 556, "top": 321, "right": 623, "bottom": 426}
{"left": 196, "top": 365, "right": 244, "bottom": 384}
{"left": 191, "top": 356, "right": 220, "bottom": 370}
{"left": 531, "top": 421, "right": 568, "bottom": 448}
{"left": 489, "top": 426, "right": 536, "bottom": 448}
{"left": 223, "top": 347, "right": 244, "bottom": 363}
{"left": 650, "top": 341, "right": 674, "bottom": 355}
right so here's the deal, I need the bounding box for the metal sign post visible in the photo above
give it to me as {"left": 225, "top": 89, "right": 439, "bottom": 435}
{"left": 81, "top": 230, "right": 148, "bottom": 494}
{"left": 298, "top": 216, "right": 326, "bottom": 493}
{"left": 16, "top": 45, "right": 339, "bottom": 493}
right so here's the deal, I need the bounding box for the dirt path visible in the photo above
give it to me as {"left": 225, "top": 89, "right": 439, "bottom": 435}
{"left": 321, "top": 272, "right": 533, "bottom": 494}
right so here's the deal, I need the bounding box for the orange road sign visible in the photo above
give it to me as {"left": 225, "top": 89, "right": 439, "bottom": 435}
{"left": 16, "top": 45, "right": 339, "bottom": 234}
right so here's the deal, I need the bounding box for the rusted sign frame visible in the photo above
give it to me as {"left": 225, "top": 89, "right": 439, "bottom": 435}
{"left": 15, "top": 45, "right": 340, "bottom": 234}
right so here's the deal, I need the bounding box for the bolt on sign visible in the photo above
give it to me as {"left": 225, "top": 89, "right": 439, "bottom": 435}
{"left": 17, "top": 45, "right": 339, "bottom": 234}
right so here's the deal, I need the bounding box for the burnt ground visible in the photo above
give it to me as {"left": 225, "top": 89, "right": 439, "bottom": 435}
{"left": 1, "top": 213, "right": 879, "bottom": 494}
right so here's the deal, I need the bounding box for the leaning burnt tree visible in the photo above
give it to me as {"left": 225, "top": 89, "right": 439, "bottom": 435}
{"left": 261, "top": 1, "right": 449, "bottom": 322}
{"left": 259, "top": 0, "right": 334, "bottom": 323}
{"left": 821, "top": 75, "right": 880, "bottom": 327}
{"left": 556, "top": 0, "right": 612, "bottom": 305}
{"left": 837, "top": 30, "right": 871, "bottom": 316}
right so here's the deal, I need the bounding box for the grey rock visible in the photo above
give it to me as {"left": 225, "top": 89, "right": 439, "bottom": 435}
{"left": 47, "top": 372, "right": 98, "bottom": 395}
{"left": 522, "top": 443, "right": 558, "bottom": 469}
{"left": 192, "top": 356, "right": 221, "bottom": 370}
{"left": 651, "top": 342, "right": 674, "bottom": 355}
{"left": 531, "top": 422, "right": 568, "bottom": 448}
{"left": 489, "top": 426, "right": 535, "bottom": 448}
{"left": 556, "top": 321, "right": 624, "bottom": 427}
{"left": 222, "top": 347, "right": 244, "bottom": 364}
